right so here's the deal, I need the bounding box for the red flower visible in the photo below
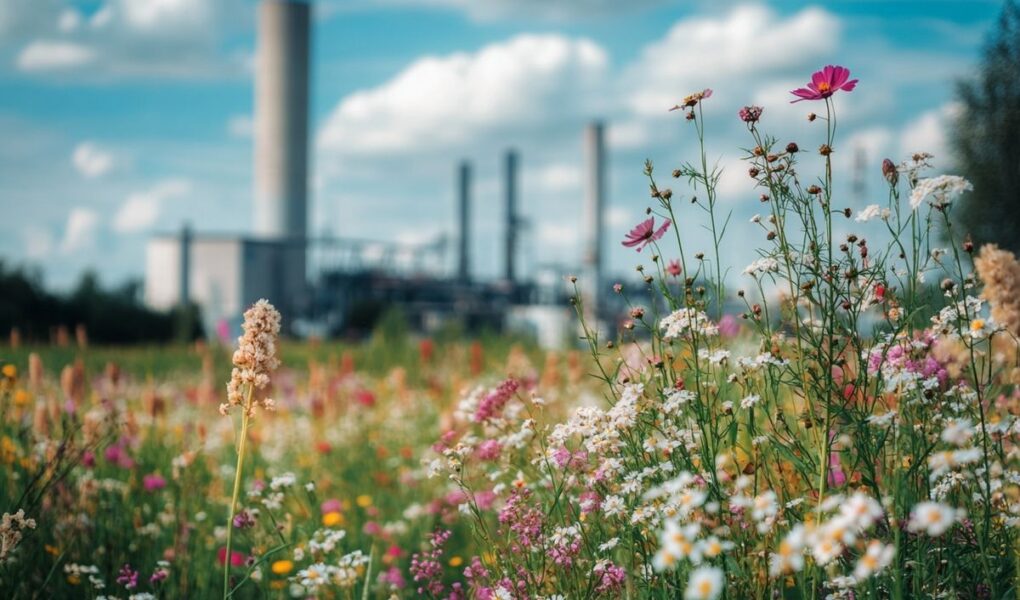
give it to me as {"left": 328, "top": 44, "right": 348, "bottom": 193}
{"left": 217, "top": 547, "right": 246, "bottom": 567}
{"left": 790, "top": 65, "right": 858, "bottom": 103}
{"left": 621, "top": 217, "right": 671, "bottom": 252}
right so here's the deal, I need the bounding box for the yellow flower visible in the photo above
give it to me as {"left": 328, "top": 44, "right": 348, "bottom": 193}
{"left": 971, "top": 319, "right": 985, "bottom": 332}
{"left": 1, "top": 365, "right": 15, "bottom": 379}
{"left": 356, "top": 494, "right": 372, "bottom": 508}
{"left": 271, "top": 560, "right": 294, "bottom": 575}
{"left": 45, "top": 544, "right": 60, "bottom": 556}
{"left": 322, "top": 511, "right": 344, "bottom": 527}
{"left": 13, "top": 389, "right": 29, "bottom": 407}
{"left": 448, "top": 556, "right": 463, "bottom": 567}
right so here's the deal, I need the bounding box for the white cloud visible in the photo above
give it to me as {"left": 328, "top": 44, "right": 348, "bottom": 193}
{"left": 900, "top": 102, "right": 960, "bottom": 166}
{"left": 61, "top": 207, "right": 100, "bottom": 253}
{"left": 626, "top": 5, "right": 840, "bottom": 116}
{"left": 24, "top": 226, "right": 55, "bottom": 260}
{"left": 17, "top": 40, "right": 96, "bottom": 71}
{"left": 415, "top": 0, "right": 663, "bottom": 21}
{"left": 534, "top": 164, "right": 582, "bottom": 193}
{"left": 71, "top": 142, "right": 114, "bottom": 178}
{"left": 318, "top": 34, "right": 608, "bottom": 157}
{"left": 12, "top": 0, "right": 247, "bottom": 79}
{"left": 227, "top": 114, "right": 253, "bottom": 139}
{"left": 113, "top": 179, "right": 192, "bottom": 233}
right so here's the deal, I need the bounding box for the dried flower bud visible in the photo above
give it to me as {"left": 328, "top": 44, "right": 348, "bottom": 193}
{"left": 767, "top": 231, "right": 777, "bottom": 241}
{"left": 818, "top": 144, "right": 832, "bottom": 156}
{"left": 569, "top": 275, "right": 577, "bottom": 283}
{"left": 749, "top": 167, "right": 760, "bottom": 178}
{"left": 941, "top": 278, "right": 956, "bottom": 292}
{"left": 672, "top": 169, "right": 682, "bottom": 178}
{"left": 630, "top": 307, "right": 645, "bottom": 319}
{"left": 847, "top": 234, "right": 858, "bottom": 243}
{"left": 882, "top": 158, "right": 898, "bottom": 186}
{"left": 766, "top": 154, "right": 779, "bottom": 163}
{"left": 807, "top": 113, "right": 817, "bottom": 122}
{"left": 760, "top": 194, "right": 770, "bottom": 203}
{"left": 786, "top": 142, "right": 799, "bottom": 153}
{"left": 807, "top": 185, "right": 822, "bottom": 195}
{"left": 963, "top": 237, "right": 974, "bottom": 253}
{"left": 695, "top": 252, "right": 705, "bottom": 260}
{"left": 843, "top": 208, "right": 852, "bottom": 218}
{"left": 753, "top": 146, "right": 764, "bottom": 156}
{"left": 660, "top": 188, "right": 673, "bottom": 200}
{"left": 643, "top": 275, "right": 654, "bottom": 284}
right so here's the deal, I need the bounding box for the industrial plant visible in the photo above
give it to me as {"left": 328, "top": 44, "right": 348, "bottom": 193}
{"left": 144, "top": 0, "right": 619, "bottom": 348}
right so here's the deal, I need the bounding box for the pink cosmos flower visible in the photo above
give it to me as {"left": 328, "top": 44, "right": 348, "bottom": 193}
{"left": 621, "top": 217, "right": 671, "bottom": 252}
{"left": 666, "top": 260, "right": 682, "bottom": 277}
{"left": 790, "top": 65, "right": 858, "bottom": 103}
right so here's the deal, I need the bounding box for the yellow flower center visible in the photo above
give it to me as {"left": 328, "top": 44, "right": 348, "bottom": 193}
{"left": 698, "top": 580, "right": 713, "bottom": 596}
{"left": 971, "top": 319, "right": 985, "bottom": 331}
{"left": 818, "top": 82, "right": 831, "bottom": 93}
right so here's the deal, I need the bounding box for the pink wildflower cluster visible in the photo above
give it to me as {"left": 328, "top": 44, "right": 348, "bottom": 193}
{"left": 497, "top": 488, "right": 544, "bottom": 552}
{"left": 552, "top": 446, "right": 588, "bottom": 470}
{"left": 593, "top": 560, "right": 627, "bottom": 594}
{"left": 410, "top": 529, "right": 463, "bottom": 598}
{"left": 866, "top": 330, "right": 950, "bottom": 390}
{"left": 473, "top": 378, "right": 520, "bottom": 423}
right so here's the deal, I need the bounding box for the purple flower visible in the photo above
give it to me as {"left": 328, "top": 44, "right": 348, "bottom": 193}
{"left": 621, "top": 217, "right": 671, "bottom": 252}
{"left": 739, "top": 105, "right": 763, "bottom": 123}
{"left": 790, "top": 65, "right": 858, "bottom": 103}
{"left": 117, "top": 564, "right": 139, "bottom": 590}
{"left": 232, "top": 510, "right": 256, "bottom": 529}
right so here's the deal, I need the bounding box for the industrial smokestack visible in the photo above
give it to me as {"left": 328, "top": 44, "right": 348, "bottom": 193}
{"left": 457, "top": 161, "right": 472, "bottom": 282}
{"left": 179, "top": 222, "right": 191, "bottom": 307}
{"left": 582, "top": 121, "right": 606, "bottom": 317}
{"left": 504, "top": 149, "right": 518, "bottom": 283}
{"left": 254, "top": 0, "right": 310, "bottom": 242}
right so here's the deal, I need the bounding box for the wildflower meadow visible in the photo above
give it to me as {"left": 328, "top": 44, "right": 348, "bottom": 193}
{"left": 3, "top": 64, "right": 1020, "bottom": 600}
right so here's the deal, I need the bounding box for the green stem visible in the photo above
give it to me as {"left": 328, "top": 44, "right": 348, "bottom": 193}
{"left": 223, "top": 386, "right": 254, "bottom": 599}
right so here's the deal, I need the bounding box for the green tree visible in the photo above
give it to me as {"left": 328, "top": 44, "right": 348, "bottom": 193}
{"left": 953, "top": 0, "right": 1020, "bottom": 252}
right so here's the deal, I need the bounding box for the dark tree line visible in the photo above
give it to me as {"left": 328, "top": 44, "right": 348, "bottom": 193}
{"left": 0, "top": 262, "right": 201, "bottom": 344}
{"left": 953, "top": 0, "right": 1020, "bottom": 252}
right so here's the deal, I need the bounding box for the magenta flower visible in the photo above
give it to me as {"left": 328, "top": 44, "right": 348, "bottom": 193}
{"left": 790, "top": 65, "right": 858, "bottom": 103}
{"left": 143, "top": 473, "right": 166, "bottom": 492}
{"left": 621, "top": 217, "right": 671, "bottom": 252}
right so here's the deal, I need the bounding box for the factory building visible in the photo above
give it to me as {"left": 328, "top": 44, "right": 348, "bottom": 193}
{"left": 144, "top": 0, "right": 617, "bottom": 347}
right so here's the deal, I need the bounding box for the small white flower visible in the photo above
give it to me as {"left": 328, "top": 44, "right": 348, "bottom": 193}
{"left": 853, "top": 540, "right": 895, "bottom": 580}
{"left": 684, "top": 565, "right": 724, "bottom": 600}
{"left": 855, "top": 204, "right": 882, "bottom": 222}
{"left": 908, "top": 501, "right": 960, "bottom": 536}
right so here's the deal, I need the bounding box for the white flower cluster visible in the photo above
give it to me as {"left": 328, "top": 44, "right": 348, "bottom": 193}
{"left": 661, "top": 309, "right": 719, "bottom": 340}
{"left": 909, "top": 174, "right": 972, "bottom": 210}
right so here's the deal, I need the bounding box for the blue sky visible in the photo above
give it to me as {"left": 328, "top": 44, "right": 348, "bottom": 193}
{"left": 0, "top": 0, "right": 1004, "bottom": 290}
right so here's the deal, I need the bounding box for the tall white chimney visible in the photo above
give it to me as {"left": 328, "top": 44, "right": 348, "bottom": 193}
{"left": 254, "top": 0, "right": 310, "bottom": 242}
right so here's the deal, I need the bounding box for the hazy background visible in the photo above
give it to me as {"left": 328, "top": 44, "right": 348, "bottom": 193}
{"left": 0, "top": 0, "right": 1000, "bottom": 290}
